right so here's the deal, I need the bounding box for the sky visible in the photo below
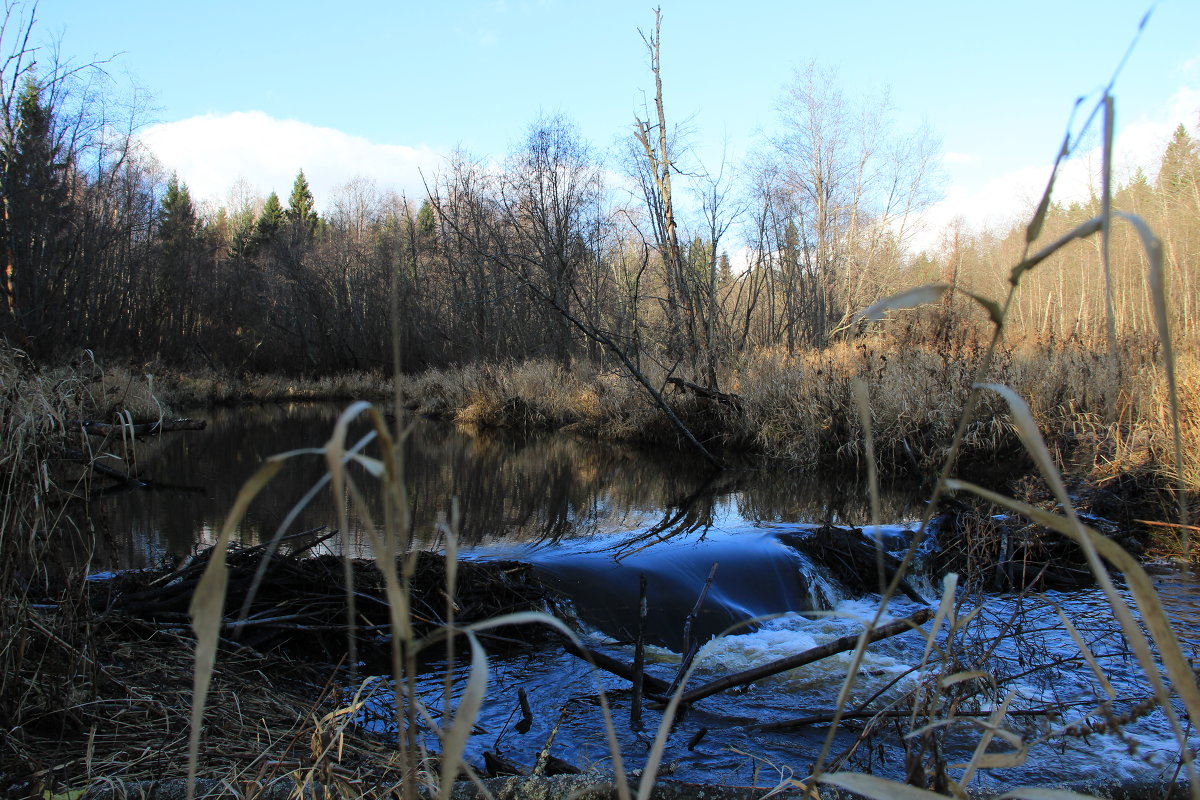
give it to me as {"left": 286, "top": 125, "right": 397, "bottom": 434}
{"left": 29, "top": 0, "right": 1200, "bottom": 252}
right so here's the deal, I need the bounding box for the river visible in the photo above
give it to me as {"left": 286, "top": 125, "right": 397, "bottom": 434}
{"left": 91, "top": 402, "right": 1198, "bottom": 794}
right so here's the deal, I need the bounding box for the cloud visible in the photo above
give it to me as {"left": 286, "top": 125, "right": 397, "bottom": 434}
{"left": 911, "top": 83, "right": 1200, "bottom": 253}
{"left": 139, "top": 111, "right": 444, "bottom": 211}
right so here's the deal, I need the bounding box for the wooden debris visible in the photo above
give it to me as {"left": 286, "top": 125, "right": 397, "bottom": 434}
{"left": 67, "top": 418, "right": 207, "bottom": 437}
{"left": 778, "top": 524, "right": 926, "bottom": 603}
{"left": 676, "top": 608, "right": 934, "bottom": 706}
{"left": 93, "top": 544, "right": 548, "bottom": 666}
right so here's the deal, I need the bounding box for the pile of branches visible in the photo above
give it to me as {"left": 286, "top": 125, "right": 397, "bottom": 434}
{"left": 89, "top": 532, "right": 548, "bottom": 666}
{"left": 930, "top": 496, "right": 1126, "bottom": 591}
{"left": 777, "top": 524, "right": 926, "bottom": 603}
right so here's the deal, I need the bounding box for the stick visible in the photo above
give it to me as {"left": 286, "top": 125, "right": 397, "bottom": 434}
{"left": 560, "top": 638, "right": 670, "bottom": 697}
{"left": 677, "top": 608, "right": 934, "bottom": 705}
{"left": 668, "top": 561, "right": 719, "bottom": 696}
{"left": 631, "top": 574, "right": 648, "bottom": 729}
{"left": 68, "top": 418, "right": 207, "bottom": 437}
{"left": 754, "top": 704, "right": 1086, "bottom": 732}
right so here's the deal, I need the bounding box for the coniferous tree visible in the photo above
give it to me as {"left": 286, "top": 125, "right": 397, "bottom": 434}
{"left": 159, "top": 173, "right": 197, "bottom": 257}
{"left": 285, "top": 169, "right": 319, "bottom": 239}
{"left": 1156, "top": 124, "right": 1200, "bottom": 218}
{"left": 0, "top": 78, "right": 73, "bottom": 348}
{"left": 154, "top": 173, "right": 200, "bottom": 344}
{"left": 253, "top": 191, "right": 285, "bottom": 251}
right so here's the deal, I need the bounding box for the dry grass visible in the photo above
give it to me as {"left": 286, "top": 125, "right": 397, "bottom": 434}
{"left": 382, "top": 339, "right": 1199, "bottom": 508}
{"left": 154, "top": 368, "right": 394, "bottom": 408}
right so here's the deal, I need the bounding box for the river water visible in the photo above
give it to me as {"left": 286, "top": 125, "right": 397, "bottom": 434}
{"left": 93, "top": 402, "right": 1198, "bottom": 793}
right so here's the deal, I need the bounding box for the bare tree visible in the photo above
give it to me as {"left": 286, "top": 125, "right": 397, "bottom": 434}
{"left": 759, "top": 63, "right": 941, "bottom": 347}
{"left": 629, "top": 7, "right": 699, "bottom": 367}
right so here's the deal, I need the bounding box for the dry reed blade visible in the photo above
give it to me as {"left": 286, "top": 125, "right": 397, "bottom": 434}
{"left": 855, "top": 283, "right": 950, "bottom": 323}
{"left": 957, "top": 690, "right": 1022, "bottom": 784}
{"left": 851, "top": 379, "right": 886, "bottom": 592}
{"left": 437, "top": 631, "right": 487, "bottom": 799}
{"left": 1010, "top": 216, "right": 1104, "bottom": 285}
{"left": 1026, "top": 131, "right": 1072, "bottom": 244}
{"left": 966, "top": 383, "right": 1200, "bottom": 746}
{"left": 1053, "top": 605, "right": 1116, "bottom": 702}
{"left": 946, "top": 478, "right": 1200, "bottom": 795}
{"left": 186, "top": 457, "right": 285, "bottom": 800}
{"left": 1115, "top": 209, "right": 1189, "bottom": 546}
{"left": 819, "top": 771, "right": 952, "bottom": 800}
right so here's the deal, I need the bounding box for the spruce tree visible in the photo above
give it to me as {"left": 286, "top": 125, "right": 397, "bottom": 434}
{"left": 0, "top": 78, "right": 71, "bottom": 342}
{"left": 285, "top": 169, "right": 319, "bottom": 237}
{"left": 159, "top": 173, "right": 197, "bottom": 251}
{"left": 416, "top": 198, "right": 436, "bottom": 238}
{"left": 1156, "top": 124, "right": 1199, "bottom": 207}
{"left": 254, "top": 191, "right": 285, "bottom": 250}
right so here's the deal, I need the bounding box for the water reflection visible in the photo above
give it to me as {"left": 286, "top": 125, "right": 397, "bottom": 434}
{"left": 93, "top": 402, "right": 925, "bottom": 570}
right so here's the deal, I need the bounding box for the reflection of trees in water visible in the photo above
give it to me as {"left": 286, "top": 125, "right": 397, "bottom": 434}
{"left": 403, "top": 422, "right": 709, "bottom": 545}
{"left": 734, "top": 469, "right": 926, "bottom": 528}
{"left": 98, "top": 403, "right": 926, "bottom": 569}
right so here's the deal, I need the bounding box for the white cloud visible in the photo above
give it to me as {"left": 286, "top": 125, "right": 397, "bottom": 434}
{"left": 139, "top": 111, "right": 444, "bottom": 211}
{"left": 911, "top": 83, "right": 1200, "bottom": 254}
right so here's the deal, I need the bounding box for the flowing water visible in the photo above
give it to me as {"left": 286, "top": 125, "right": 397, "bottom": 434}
{"left": 95, "top": 402, "right": 1198, "bottom": 792}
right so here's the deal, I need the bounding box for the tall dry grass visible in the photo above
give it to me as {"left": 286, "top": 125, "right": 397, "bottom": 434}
{"left": 0, "top": 347, "right": 177, "bottom": 780}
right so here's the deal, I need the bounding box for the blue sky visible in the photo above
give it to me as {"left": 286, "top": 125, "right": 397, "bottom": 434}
{"left": 32, "top": 0, "right": 1200, "bottom": 247}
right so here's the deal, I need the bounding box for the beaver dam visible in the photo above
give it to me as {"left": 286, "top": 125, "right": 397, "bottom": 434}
{"left": 30, "top": 404, "right": 1199, "bottom": 796}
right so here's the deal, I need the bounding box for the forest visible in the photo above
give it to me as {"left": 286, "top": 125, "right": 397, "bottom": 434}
{"left": 1, "top": 12, "right": 1194, "bottom": 381}
{"left": 4, "top": 5, "right": 1200, "bottom": 799}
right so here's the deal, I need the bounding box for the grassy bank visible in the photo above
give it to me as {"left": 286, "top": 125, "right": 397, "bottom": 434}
{"left": 389, "top": 338, "right": 1198, "bottom": 493}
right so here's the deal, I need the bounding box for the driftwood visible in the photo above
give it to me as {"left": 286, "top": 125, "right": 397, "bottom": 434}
{"left": 754, "top": 703, "right": 1076, "bottom": 733}
{"left": 666, "top": 561, "right": 719, "bottom": 696}
{"left": 665, "top": 377, "right": 744, "bottom": 410}
{"left": 560, "top": 637, "right": 671, "bottom": 697}
{"left": 676, "top": 608, "right": 934, "bottom": 705}
{"left": 68, "top": 418, "right": 207, "bottom": 437}
{"left": 57, "top": 446, "right": 205, "bottom": 493}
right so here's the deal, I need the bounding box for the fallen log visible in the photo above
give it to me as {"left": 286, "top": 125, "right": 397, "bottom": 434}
{"left": 676, "top": 608, "right": 934, "bottom": 705}
{"left": 68, "top": 418, "right": 207, "bottom": 437}
{"left": 560, "top": 637, "right": 671, "bottom": 697}
{"left": 94, "top": 549, "right": 549, "bottom": 664}
{"left": 665, "top": 377, "right": 744, "bottom": 410}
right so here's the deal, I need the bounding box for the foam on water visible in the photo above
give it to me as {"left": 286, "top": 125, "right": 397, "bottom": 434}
{"left": 689, "top": 599, "right": 919, "bottom": 699}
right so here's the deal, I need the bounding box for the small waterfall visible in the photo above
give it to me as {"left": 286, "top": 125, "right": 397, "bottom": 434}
{"left": 526, "top": 527, "right": 860, "bottom": 651}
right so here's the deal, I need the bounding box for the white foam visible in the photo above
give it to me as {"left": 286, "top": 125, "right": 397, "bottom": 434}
{"left": 689, "top": 600, "right": 918, "bottom": 698}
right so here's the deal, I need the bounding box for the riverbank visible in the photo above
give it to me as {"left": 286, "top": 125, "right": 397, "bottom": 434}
{"left": 143, "top": 338, "right": 1198, "bottom": 555}
{"left": 145, "top": 341, "right": 1195, "bottom": 478}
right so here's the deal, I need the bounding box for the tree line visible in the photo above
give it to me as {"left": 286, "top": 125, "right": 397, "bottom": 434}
{"left": 1, "top": 7, "right": 1195, "bottom": 382}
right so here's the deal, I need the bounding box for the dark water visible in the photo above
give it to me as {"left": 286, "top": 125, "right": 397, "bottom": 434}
{"left": 93, "top": 402, "right": 1197, "bottom": 791}
{"left": 91, "top": 402, "right": 926, "bottom": 569}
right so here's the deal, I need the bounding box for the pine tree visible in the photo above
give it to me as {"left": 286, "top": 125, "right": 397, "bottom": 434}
{"left": 1156, "top": 124, "right": 1200, "bottom": 205}
{"left": 0, "top": 78, "right": 72, "bottom": 343}
{"left": 253, "top": 191, "right": 285, "bottom": 250}
{"left": 285, "top": 169, "right": 319, "bottom": 237}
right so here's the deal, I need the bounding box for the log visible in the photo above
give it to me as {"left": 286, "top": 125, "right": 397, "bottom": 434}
{"left": 560, "top": 637, "right": 671, "bottom": 697}
{"left": 68, "top": 418, "right": 207, "bottom": 437}
{"left": 665, "top": 377, "right": 744, "bottom": 409}
{"left": 676, "top": 608, "right": 934, "bottom": 705}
